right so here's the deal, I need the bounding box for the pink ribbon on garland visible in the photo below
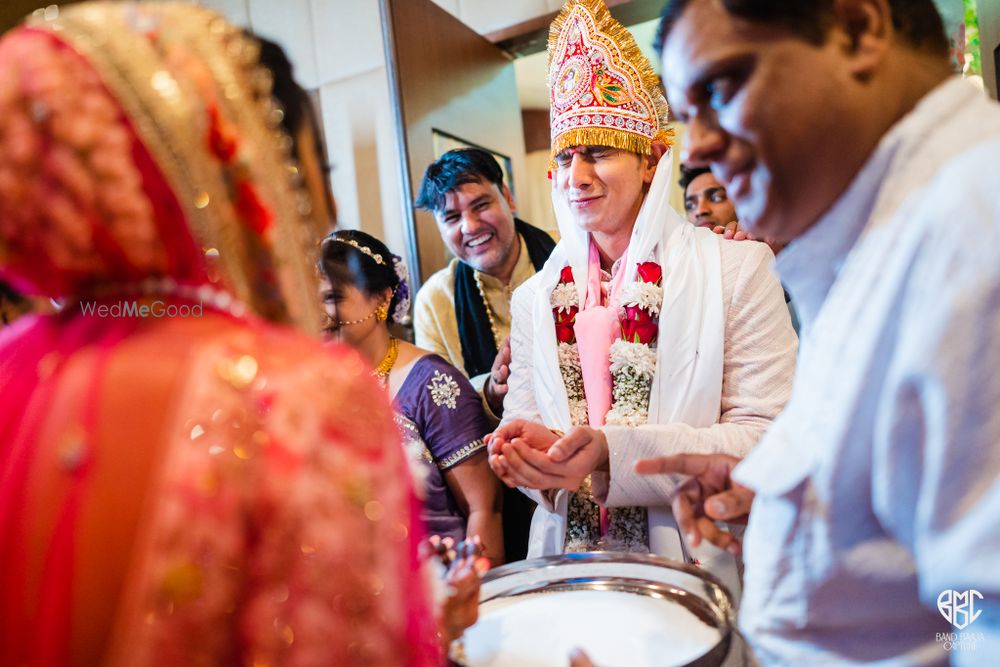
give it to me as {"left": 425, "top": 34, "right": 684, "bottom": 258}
{"left": 571, "top": 238, "right": 628, "bottom": 535}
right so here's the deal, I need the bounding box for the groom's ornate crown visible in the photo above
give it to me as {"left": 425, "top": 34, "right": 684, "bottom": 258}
{"left": 548, "top": 0, "right": 672, "bottom": 162}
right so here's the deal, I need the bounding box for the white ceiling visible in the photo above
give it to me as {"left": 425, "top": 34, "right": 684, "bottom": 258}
{"left": 427, "top": 1, "right": 663, "bottom": 111}
{"left": 431, "top": 0, "right": 568, "bottom": 36}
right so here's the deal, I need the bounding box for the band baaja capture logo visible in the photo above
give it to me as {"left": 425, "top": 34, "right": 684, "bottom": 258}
{"left": 938, "top": 589, "right": 983, "bottom": 630}
{"left": 936, "top": 589, "right": 984, "bottom": 653}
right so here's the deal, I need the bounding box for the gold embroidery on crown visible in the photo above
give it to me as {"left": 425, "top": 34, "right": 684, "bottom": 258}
{"left": 427, "top": 371, "right": 460, "bottom": 410}
{"left": 546, "top": 0, "right": 674, "bottom": 164}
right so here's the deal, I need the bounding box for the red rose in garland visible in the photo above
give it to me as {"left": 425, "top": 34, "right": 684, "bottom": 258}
{"left": 555, "top": 310, "right": 577, "bottom": 343}
{"left": 553, "top": 265, "right": 579, "bottom": 343}
{"left": 636, "top": 261, "right": 662, "bottom": 285}
{"left": 621, "top": 305, "right": 658, "bottom": 344}
{"left": 619, "top": 261, "right": 662, "bottom": 344}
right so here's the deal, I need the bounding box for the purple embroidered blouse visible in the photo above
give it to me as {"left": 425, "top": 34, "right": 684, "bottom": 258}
{"left": 394, "top": 354, "right": 490, "bottom": 543}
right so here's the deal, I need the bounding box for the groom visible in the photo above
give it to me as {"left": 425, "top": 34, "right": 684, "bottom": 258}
{"left": 487, "top": 0, "right": 796, "bottom": 596}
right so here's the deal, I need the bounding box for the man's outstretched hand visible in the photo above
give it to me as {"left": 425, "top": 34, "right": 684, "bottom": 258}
{"left": 635, "top": 454, "right": 754, "bottom": 556}
{"left": 483, "top": 337, "right": 511, "bottom": 417}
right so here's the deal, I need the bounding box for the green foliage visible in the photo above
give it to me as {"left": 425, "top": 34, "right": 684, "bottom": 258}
{"left": 964, "top": 0, "right": 982, "bottom": 76}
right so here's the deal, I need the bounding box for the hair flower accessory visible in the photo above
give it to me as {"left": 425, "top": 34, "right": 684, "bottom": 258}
{"left": 391, "top": 254, "right": 411, "bottom": 325}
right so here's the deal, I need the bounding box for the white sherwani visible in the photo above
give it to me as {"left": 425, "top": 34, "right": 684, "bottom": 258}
{"left": 504, "top": 228, "right": 798, "bottom": 598}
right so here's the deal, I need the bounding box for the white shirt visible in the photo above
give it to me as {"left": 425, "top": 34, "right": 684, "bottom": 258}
{"left": 734, "top": 78, "right": 1000, "bottom": 666}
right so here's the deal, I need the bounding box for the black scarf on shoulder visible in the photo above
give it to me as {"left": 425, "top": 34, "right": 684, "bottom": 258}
{"left": 453, "top": 218, "right": 555, "bottom": 377}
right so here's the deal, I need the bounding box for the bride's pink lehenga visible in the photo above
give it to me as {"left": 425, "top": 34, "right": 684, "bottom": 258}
{"left": 0, "top": 5, "right": 439, "bottom": 666}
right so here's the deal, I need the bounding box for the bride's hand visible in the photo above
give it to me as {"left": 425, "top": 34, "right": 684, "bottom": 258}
{"left": 426, "top": 536, "right": 489, "bottom": 645}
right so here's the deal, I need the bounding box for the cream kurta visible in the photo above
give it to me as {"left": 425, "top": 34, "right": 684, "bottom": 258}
{"left": 414, "top": 235, "right": 537, "bottom": 405}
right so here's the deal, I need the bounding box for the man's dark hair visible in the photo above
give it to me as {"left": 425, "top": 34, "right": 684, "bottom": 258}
{"left": 656, "top": 0, "right": 948, "bottom": 57}
{"left": 679, "top": 165, "right": 712, "bottom": 193}
{"left": 415, "top": 148, "right": 506, "bottom": 214}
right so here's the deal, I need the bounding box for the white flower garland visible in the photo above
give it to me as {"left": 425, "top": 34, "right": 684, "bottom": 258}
{"left": 618, "top": 281, "right": 663, "bottom": 317}
{"left": 558, "top": 342, "right": 589, "bottom": 426}
{"left": 551, "top": 281, "right": 588, "bottom": 426}
{"left": 390, "top": 255, "right": 412, "bottom": 325}
{"left": 550, "top": 262, "right": 662, "bottom": 552}
{"left": 606, "top": 340, "right": 658, "bottom": 427}
{"left": 550, "top": 282, "right": 579, "bottom": 312}
{"left": 608, "top": 338, "right": 657, "bottom": 378}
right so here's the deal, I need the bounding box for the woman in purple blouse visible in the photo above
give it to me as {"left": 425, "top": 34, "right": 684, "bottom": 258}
{"left": 320, "top": 230, "right": 504, "bottom": 565}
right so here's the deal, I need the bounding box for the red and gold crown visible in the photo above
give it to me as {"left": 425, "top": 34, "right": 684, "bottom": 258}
{"left": 548, "top": 0, "right": 672, "bottom": 161}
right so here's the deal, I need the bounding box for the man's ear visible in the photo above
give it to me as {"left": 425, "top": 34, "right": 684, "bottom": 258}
{"left": 833, "top": 0, "right": 892, "bottom": 80}
{"left": 502, "top": 183, "right": 516, "bottom": 212}
{"left": 645, "top": 142, "right": 668, "bottom": 183}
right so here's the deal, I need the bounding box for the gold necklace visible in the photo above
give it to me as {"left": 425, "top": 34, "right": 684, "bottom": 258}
{"left": 372, "top": 336, "right": 399, "bottom": 384}
{"left": 473, "top": 271, "right": 503, "bottom": 350}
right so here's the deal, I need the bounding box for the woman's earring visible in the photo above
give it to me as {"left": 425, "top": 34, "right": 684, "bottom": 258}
{"left": 376, "top": 303, "right": 389, "bottom": 322}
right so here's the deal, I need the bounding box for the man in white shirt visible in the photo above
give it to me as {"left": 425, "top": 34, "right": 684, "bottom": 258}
{"left": 487, "top": 0, "right": 797, "bottom": 604}
{"left": 640, "top": 0, "right": 1000, "bottom": 664}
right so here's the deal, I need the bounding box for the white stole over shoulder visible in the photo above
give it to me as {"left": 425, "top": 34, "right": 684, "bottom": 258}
{"left": 527, "top": 149, "right": 725, "bottom": 557}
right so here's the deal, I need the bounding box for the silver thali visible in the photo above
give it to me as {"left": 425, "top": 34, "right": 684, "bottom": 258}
{"left": 453, "top": 551, "right": 736, "bottom": 667}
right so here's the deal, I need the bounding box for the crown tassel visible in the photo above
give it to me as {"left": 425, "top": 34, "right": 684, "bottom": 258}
{"left": 546, "top": 125, "right": 676, "bottom": 174}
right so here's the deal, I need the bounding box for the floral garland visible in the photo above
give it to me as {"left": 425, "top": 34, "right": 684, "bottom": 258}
{"left": 607, "top": 261, "right": 662, "bottom": 426}
{"left": 551, "top": 266, "right": 588, "bottom": 426}
{"left": 550, "top": 260, "right": 664, "bottom": 552}
{"left": 550, "top": 261, "right": 663, "bottom": 427}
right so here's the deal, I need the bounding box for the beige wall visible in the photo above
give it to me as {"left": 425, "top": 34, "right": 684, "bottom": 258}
{"left": 198, "top": 0, "right": 411, "bottom": 259}
{"left": 197, "top": 0, "right": 558, "bottom": 280}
